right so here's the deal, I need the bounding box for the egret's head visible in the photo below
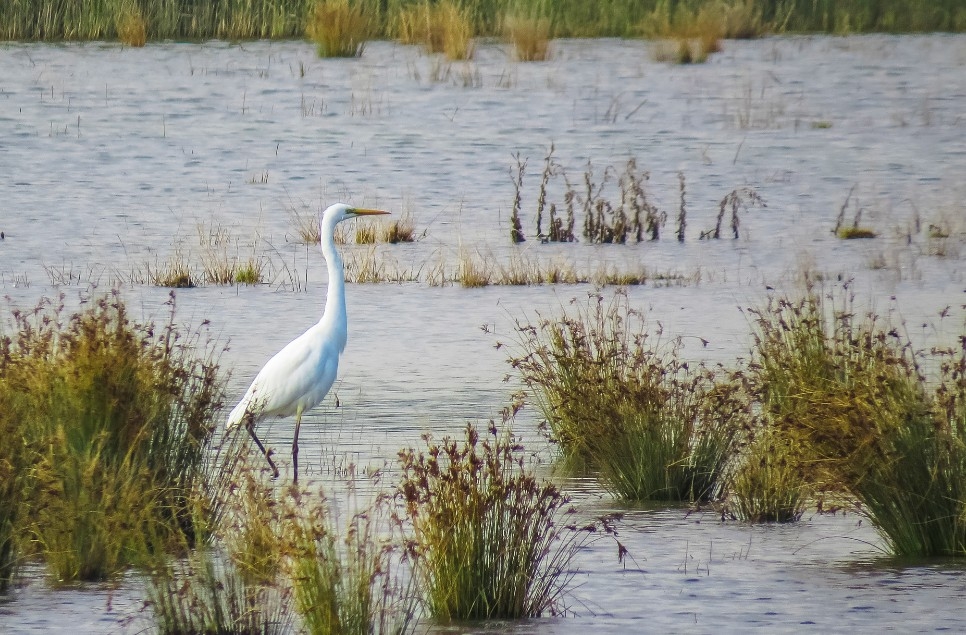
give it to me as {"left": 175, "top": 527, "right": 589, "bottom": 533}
{"left": 322, "top": 202, "right": 390, "bottom": 224}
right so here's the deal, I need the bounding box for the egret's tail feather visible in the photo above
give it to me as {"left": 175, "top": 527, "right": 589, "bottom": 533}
{"left": 226, "top": 393, "right": 254, "bottom": 431}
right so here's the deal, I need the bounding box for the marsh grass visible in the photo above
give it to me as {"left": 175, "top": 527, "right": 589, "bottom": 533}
{"left": 0, "top": 392, "right": 29, "bottom": 591}
{"left": 641, "top": 0, "right": 757, "bottom": 63}
{"left": 457, "top": 249, "right": 492, "bottom": 287}
{"left": 286, "top": 487, "right": 418, "bottom": 635}
{"left": 220, "top": 464, "right": 286, "bottom": 586}
{"left": 289, "top": 203, "right": 322, "bottom": 245}
{"left": 510, "top": 290, "right": 740, "bottom": 501}
{"left": 354, "top": 223, "right": 378, "bottom": 245}
{"left": 2, "top": 0, "right": 963, "bottom": 42}
{"left": 198, "top": 222, "right": 267, "bottom": 286}
{"left": 398, "top": 422, "right": 600, "bottom": 619}
{"left": 115, "top": 1, "right": 147, "bottom": 46}
{"left": 0, "top": 0, "right": 312, "bottom": 41}
{"left": 837, "top": 226, "right": 877, "bottom": 239}
{"left": 396, "top": 0, "right": 476, "bottom": 60}
{"left": 0, "top": 290, "right": 226, "bottom": 582}
{"left": 496, "top": 252, "right": 579, "bottom": 286}
{"left": 235, "top": 259, "right": 264, "bottom": 285}
{"left": 143, "top": 250, "right": 196, "bottom": 288}
{"left": 503, "top": 13, "right": 551, "bottom": 61}
{"left": 729, "top": 428, "right": 810, "bottom": 523}
{"left": 147, "top": 548, "right": 294, "bottom": 635}
{"left": 702, "top": 187, "right": 766, "bottom": 240}
{"left": 307, "top": 0, "right": 371, "bottom": 58}
{"left": 510, "top": 150, "right": 713, "bottom": 245}
{"left": 749, "top": 287, "right": 966, "bottom": 555}
{"left": 832, "top": 184, "right": 877, "bottom": 239}
{"left": 381, "top": 215, "right": 417, "bottom": 244}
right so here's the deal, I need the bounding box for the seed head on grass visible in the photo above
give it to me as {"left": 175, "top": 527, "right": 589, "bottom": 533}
{"left": 397, "top": 422, "right": 598, "bottom": 619}
{"left": 0, "top": 290, "right": 227, "bottom": 582}
{"left": 748, "top": 287, "right": 966, "bottom": 555}
{"left": 285, "top": 486, "right": 418, "bottom": 635}
{"left": 510, "top": 290, "right": 740, "bottom": 502}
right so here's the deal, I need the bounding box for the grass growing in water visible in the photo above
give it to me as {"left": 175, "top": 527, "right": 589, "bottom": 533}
{"left": 147, "top": 548, "right": 294, "bottom": 635}
{"left": 397, "top": 422, "right": 598, "bottom": 619}
{"left": 728, "top": 427, "right": 810, "bottom": 523}
{"left": 0, "top": 289, "right": 226, "bottom": 582}
{"left": 748, "top": 287, "right": 966, "bottom": 555}
{"left": 396, "top": 0, "right": 476, "bottom": 60}
{"left": 307, "top": 0, "right": 371, "bottom": 58}
{"left": 510, "top": 290, "right": 740, "bottom": 501}
{"left": 286, "top": 487, "right": 418, "bottom": 635}
{"left": 0, "top": 390, "right": 30, "bottom": 590}
{"left": 503, "top": 13, "right": 551, "bottom": 61}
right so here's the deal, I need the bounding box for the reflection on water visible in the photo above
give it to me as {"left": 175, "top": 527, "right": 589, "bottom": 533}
{"left": 2, "top": 34, "right": 966, "bottom": 632}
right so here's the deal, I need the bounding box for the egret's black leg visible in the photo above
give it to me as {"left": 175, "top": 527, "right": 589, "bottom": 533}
{"left": 293, "top": 408, "right": 303, "bottom": 484}
{"left": 246, "top": 418, "right": 279, "bottom": 478}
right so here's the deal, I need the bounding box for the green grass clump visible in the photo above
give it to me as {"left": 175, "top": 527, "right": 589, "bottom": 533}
{"left": 837, "top": 226, "right": 877, "bottom": 239}
{"left": 0, "top": 392, "right": 30, "bottom": 590}
{"left": 147, "top": 548, "right": 294, "bottom": 635}
{"left": 749, "top": 288, "right": 966, "bottom": 555}
{"left": 355, "top": 223, "right": 377, "bottom": 244}
{"left": 307, "top": 0, "right": 372, "bottom": 58}
{"left": 511, "top": 290, "right": 739, "bottom": 502}
{"left": 286, "top": 488, "right": 417, "bottom": 635}
{"left": 398, "top": 422, "right": 591, "bottom": 620}
{"left": 0, "top": 290, "right": 226, "bottom": 582}
{"left": 728, "top": 428, "right": 810, "bottom": 523}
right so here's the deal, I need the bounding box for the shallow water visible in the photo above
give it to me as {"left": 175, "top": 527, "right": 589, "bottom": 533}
{"left": 2, "top": 34, "right": 966, "bottom": 632}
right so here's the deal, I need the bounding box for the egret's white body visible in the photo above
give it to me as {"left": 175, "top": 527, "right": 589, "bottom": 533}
{"left": 226, "top": 202, "right": 388, "bottom": 481}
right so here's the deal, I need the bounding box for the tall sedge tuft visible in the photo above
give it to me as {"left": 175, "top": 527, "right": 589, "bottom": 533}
{"left": 748, "top": 286, "right": 966, "bottom": 554}
{"left": 398, "top": 421, "right": 604, "bottom": 619}
{"left": 510, "top": 290, "right": 740, "bottom": 502}
{"left": 0, "top": 289, "right": 226, "bottom": 582}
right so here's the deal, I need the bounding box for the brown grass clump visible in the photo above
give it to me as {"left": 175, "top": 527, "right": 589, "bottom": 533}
{"left": 307, "top": 0, "right": 371, "bottom": 58}
{"left": 504, "top": 14, "right": 551, "bottom": 62}
{"left": 396, "top": 0, "right": 475, "bottom": 60}
{"left": 115, "top": 2, "right": 147, "bottom": 47}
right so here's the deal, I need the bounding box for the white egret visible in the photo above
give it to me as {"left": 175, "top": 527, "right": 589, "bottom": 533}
{"left": 227, "top": 202, "right": 389, "bottom": 482}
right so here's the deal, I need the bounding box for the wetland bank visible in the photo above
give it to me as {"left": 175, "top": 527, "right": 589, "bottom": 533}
{"left": 2, "top": 24, "right": 966, "bottom": 635}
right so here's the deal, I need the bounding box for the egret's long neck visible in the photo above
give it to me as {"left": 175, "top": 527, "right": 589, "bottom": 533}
{"left": 319, "top": 214, "right": 348, "bottom": 352}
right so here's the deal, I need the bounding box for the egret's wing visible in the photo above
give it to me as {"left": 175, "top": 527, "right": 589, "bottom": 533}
{"left": 228, "top": 327, "right": 340, "bottom": 426}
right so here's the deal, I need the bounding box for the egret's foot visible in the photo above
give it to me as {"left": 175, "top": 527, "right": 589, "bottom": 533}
{"left": 265, "top": 449, "right": 280, "bottom": 479}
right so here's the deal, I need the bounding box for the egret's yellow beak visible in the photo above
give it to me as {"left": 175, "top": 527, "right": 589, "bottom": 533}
{"left": 351, "top": 207, "right": 390, "bottom": 216}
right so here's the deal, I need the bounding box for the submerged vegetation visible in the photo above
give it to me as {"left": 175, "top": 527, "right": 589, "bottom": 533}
{"left": 1, "top": 0, "right": 963, "bottom": 43}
